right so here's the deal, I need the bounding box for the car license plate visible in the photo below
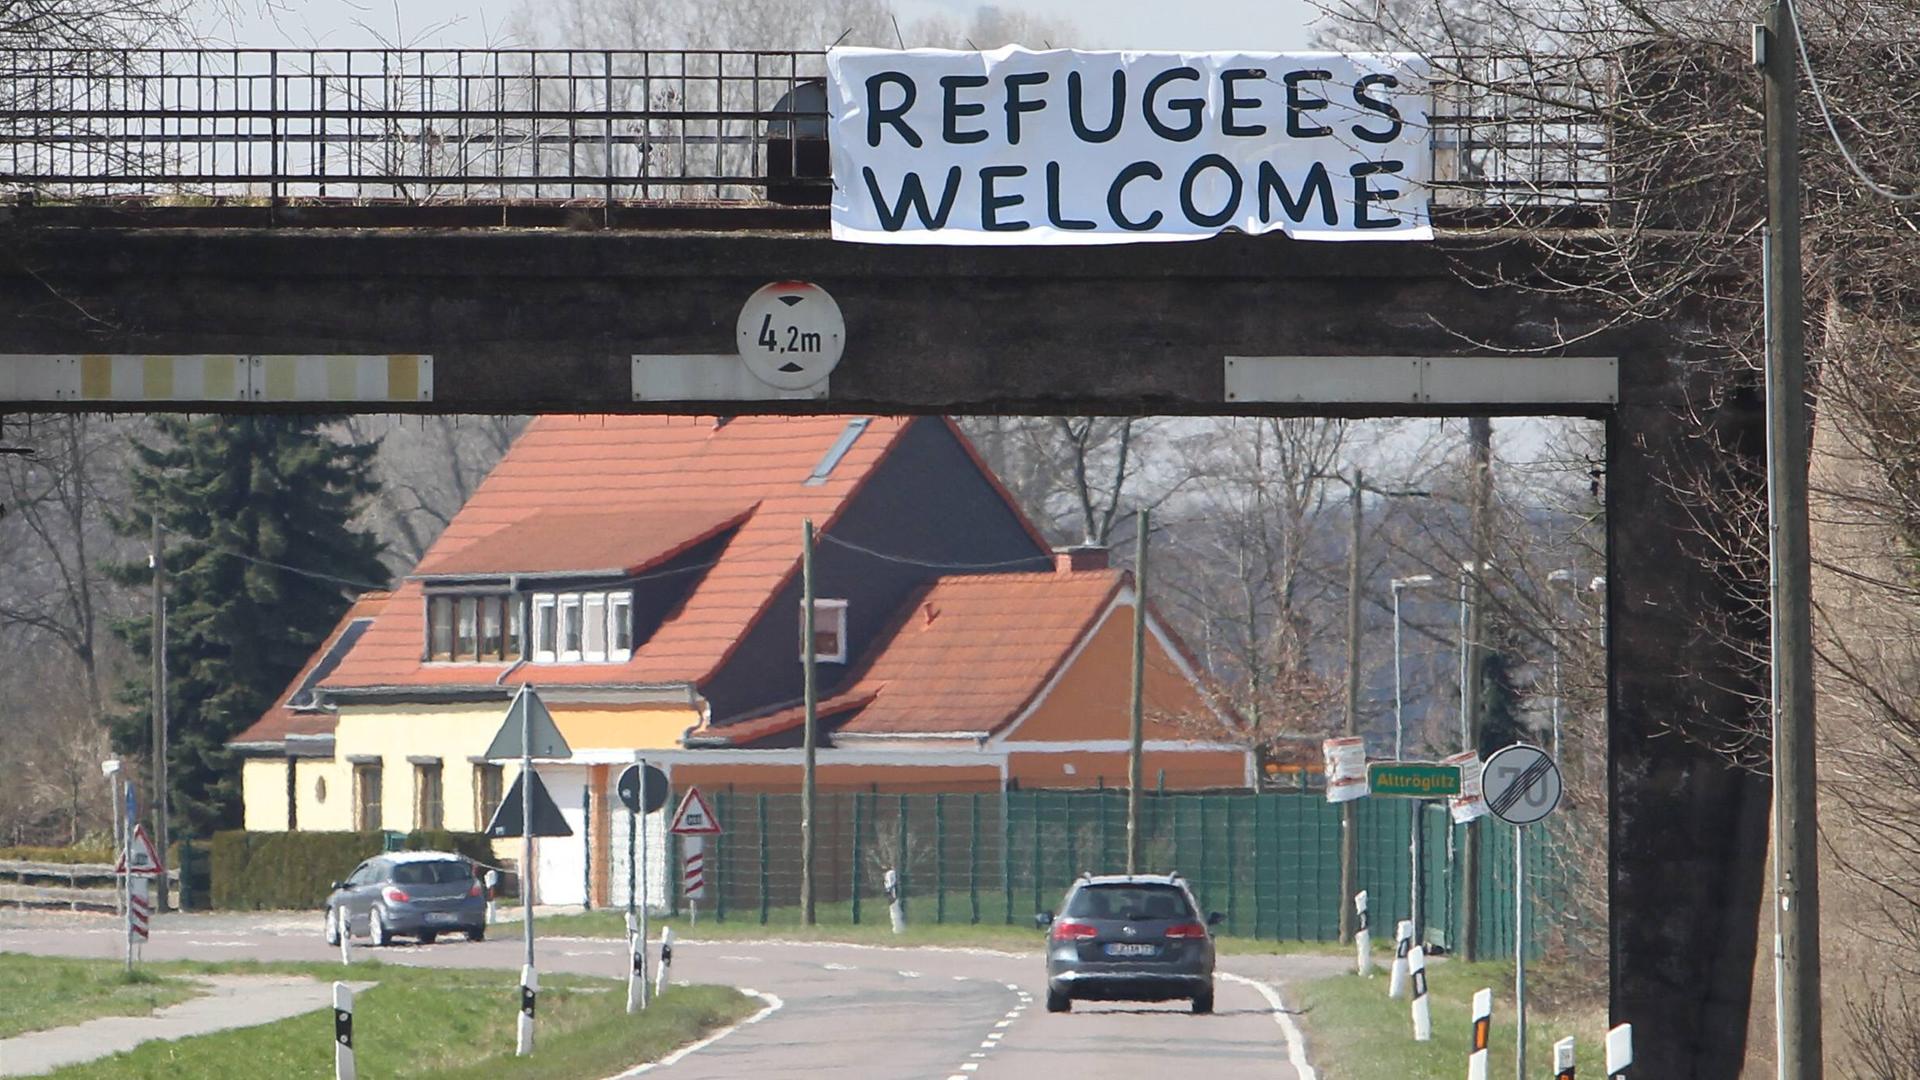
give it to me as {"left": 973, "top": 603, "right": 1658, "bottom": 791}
{"left": 426, "top": 912, "right": 457, "bottom": 925}
{"left": 1104, "top": 942, "right": 1158, "bottom": 958}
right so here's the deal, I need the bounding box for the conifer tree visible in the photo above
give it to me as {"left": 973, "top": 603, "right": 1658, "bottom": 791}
{"left": 110, "top": 416, "right": 386, "bottom": 836}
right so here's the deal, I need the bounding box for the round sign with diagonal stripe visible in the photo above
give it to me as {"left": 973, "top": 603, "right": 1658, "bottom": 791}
{"left": 1481, "top": 743, "right": 1563, "bottom": 826}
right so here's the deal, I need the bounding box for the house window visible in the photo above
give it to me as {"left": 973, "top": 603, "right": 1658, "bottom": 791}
{"left": 455, "top": 597, "right": 478, "bottom": 660}
{"left": 479, "top": 597, "right": 503, "bottom": 659}
{"left": 429, "top": 596, "right": 453, "bottom": 660}
{"left": 533, "top": 594, "right": 558, "bottom": 662}
{"left": 414, "top": 761, "right": 444, "bottom": 830}
{"left": 507, "top": 598, "right": 524, "bottom": 659}
{"left": 427, "top": 592, "right": 519, "bottom": 663}
{"left": 584, "top": 593, "right": 608, "bottom": 660}
{"left": 474, "top": 763, "right": 504, "bottom": 828}
{"left": 353, "top": 761, "right": 383, "bottom": 831}
{"left": 802, "top": 598, "right": 849, "bottom": 663}
{"left": 559, "top": 594, "right": 584, "bottom": 660}
{"left": 609, "top": 593, "right": 633, "bottom": 659}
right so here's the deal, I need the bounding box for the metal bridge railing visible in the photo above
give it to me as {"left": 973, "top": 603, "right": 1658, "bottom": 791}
{"left": 0, "top": 48, "right": 1610, "bottom": 212}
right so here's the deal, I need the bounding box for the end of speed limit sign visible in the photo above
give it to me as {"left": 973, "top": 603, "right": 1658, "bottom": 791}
{"left": 736, "top": 281, "right": 846, "bottom": 390}
{"left": 1480, "top": 743, "right": 1563, "bottom": 826}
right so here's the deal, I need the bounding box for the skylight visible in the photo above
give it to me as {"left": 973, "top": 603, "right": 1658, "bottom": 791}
{"left": 805, "top": 418, "right": 871, "bottom": 486}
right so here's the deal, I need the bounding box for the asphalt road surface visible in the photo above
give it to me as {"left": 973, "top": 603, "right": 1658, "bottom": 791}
{"left": 0, "top": 910, "right": 1338, "bottom": 1079}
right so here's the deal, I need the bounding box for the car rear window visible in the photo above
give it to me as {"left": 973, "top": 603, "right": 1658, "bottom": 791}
{"left": 1063, "top": 884, "right": 1195, "bottom": 921}
{"left": 390, "top": 860, "right": 472, "bottom": 885}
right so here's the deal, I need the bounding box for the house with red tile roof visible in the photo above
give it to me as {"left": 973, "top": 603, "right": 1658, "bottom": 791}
{"left": 230, "top": 415, "right": 1250, "bottom": 905}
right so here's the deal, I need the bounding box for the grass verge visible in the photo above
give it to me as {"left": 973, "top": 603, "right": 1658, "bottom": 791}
{"left": 18, "top": 956, "right": 753, "bottom": 1080}
{"left": 0, "top": 952, "right": 200, "bottom": 1039}
{"left": 529, "top": 900, "right": 1348, "bottom": 958}
{"left": 1294, "top": 958, "right": 1608, "bottom": 1078}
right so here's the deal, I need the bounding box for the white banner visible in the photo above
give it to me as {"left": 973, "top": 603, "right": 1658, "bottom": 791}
{"left": 1445, "top": 750, "right": 1489, "bottom": 823}
{"left": 1324, "top": 736, "right": 1370, "bottom": 804}
{"left": 828, "top": 47, "right": 1432, "bottom": 245}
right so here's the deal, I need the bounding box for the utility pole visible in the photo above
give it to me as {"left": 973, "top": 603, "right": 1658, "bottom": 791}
{"left": 1339, "top": 471, "right": 1363, "bottom": 944}
{"left": 800, "top": 519, "right": 819, "bottom": 926}
{"left": 1459, "top": 417, "right": 1492, "bottom": 963}
{"left": 1126, "top": 508, "right": 1150, "bottom": 875}
{"left": 149, "top": 518, "right": 169, "bottom": 912}
{"left": 1761, "top": 1, "right": 1822, "bottom": 1071}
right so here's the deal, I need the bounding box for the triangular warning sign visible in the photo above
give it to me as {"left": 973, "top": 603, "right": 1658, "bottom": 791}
{"left": 484, "top": 770, "right": 575, "bottom": 839}
{"left": 668, "top": 787, "right": 723, "bottom": 836}
{"left": 485, "top": 685, "right": 572, "bottom": 761}
{"left": 115, "top": 823, "right": 164, "bottom": 876}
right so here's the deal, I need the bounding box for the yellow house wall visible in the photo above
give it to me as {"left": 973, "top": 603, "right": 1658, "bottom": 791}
{"left": 241, "top": 759, "right": 288, "bottom": 830}
{"left": 294, "top": 756, "right": 356, "bottom": 831}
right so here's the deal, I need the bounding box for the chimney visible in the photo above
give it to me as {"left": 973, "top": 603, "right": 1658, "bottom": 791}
{"left": 1053, "top": 545, "right": 1110, "bottom": 573}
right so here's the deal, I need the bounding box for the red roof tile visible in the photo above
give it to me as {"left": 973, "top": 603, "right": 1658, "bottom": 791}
{"left": 696, "top": 571, "right": 1127, "bottom": 745}
{"left": 414, "top": 503, "right": 755, "bottom": 578}
{"left": 321, "top": 415, "right": 949, "bottom": 692}
{"left": 229, "top": 592, "right": 391, "bottom": 747}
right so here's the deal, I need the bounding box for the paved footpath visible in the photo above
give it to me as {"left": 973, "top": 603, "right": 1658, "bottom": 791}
{"left": 0, "top": 910, "right": 1340, "bottom": 1079}
{"left": 0, "top": 974, "right": 369, "bottom": 1077}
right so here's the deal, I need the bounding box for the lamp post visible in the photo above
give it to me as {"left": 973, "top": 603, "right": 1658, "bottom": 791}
{"left": 1546, "top": 570, "right": 1578, "bottom": 761}
{"left": 1390, "top": 574, "right": 1438, "bottom": 761}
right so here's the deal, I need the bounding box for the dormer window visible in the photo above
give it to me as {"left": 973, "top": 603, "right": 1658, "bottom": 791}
{"left": 803, "top": 598, "right": 849, "bottom": 663}
{"left": 531, "top": 589, "right": 633, "bottom": 664}
{"left": 425, "top": 593, "right": 520, "bottom": 663}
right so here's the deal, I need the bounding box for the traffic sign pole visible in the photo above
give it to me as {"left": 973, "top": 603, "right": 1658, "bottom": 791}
{"left": 1480, "top": 743, "right": 1563, "bottom": 1080}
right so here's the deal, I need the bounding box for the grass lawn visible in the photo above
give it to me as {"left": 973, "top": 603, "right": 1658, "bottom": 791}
{"left": 21, "top": 956, "right": 753, "bottom": 1080}
{"left": 0, "top": 953, "right": 201, "bottom": 1039}
{"left": 1294, "top": 958, "right": 1609, "bottom": 1079}
{"left": 529, "top": 897, "right": 1348, "bottom": 958}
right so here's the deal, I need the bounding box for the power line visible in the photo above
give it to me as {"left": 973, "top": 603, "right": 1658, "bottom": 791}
{"left": 1781, "top": 0, "right": 1920, "bottom": 203}
{"left": 817, "top": 533, "right": 1056, "bottom": 572}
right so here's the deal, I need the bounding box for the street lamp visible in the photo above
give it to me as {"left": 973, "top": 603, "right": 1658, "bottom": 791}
{"left": 1547, "top": 570, "right": 1578, "bottom": 761}
{"left": 1390, "top": 574, "right": 1438, "bottom": 761}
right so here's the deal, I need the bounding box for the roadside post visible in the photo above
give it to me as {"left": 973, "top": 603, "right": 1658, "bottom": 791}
{"left": 517, "top": 964, "right": 537, "bottom": 1056}
{"left": 886, "top": 868, "right": 905, "bottom": 934}
{"left": 482, "top": 685, "right": 573, "bottom": 1059}
{"left": 339, "top": 911, "right": 351, "bottom": 965}
{"left": 1481, "top": 743, "right": 1564, "bottom": 1080}
{"left": 656, "top": 926, "right": 674, "bottom": 997}
{"left": 1364, "top": 760, "right": 1464, "bottom": 952}
{"left": 1389, "top": 919, "right": 1413, "bottom": 998}
{"left": 333, "top": 982, "right": 356, "bottom": 1080}
{"left": 1353, "top": 890, "right": 1371, "bottom": 975}
{"left": 1606, "top": 1023, "right": 1632, "bottom": 1078}
{"left": 117, "top": 821, "right": 162, "bottom": 970}
{"left": 1408, "top": 945, "right": 1432, "bottom": 1041}
{"left": 1468, "top": 987, "right": 1492, "bottom": 1080}
{"left": 485, "top": 870, "right": 500, "bottom": 926}
{"left": 616, "top": 761, "right": 668, "bottom": 1011}
{"left": 1554, "top": 1036, "right": 1576, "bottom": 1079}
{"left": 668, "top": 786, "right": 722, "bottom": 927}
{"left": 127, "top": 876, "right": 151, "bottom": 962}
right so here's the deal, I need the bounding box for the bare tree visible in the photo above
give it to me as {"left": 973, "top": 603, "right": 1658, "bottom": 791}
{"left": 338, "top": 416, "right": 527, "bottom": 568}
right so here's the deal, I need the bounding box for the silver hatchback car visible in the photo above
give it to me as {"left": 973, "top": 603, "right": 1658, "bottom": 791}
{"left": 324, "top": 852, "right": 487, "bottom": 947}
{"left": 1036, "top": 873, "right": 1222, "bottom": 1014}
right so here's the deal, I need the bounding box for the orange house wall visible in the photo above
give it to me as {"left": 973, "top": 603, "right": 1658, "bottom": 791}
{"left": 1006, "top": 748, "right": 1248, "bottom": 790}
{"left": 665, "top": 762, "right": 1004, "bottom": 794}
{"left": 1003, "top": 609, "right": 1220, "bottom": 744}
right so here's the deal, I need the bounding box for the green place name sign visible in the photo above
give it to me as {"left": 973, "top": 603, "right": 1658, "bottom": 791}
{"left": 1368, "top": 762, "right": 1462, "bottom": 797}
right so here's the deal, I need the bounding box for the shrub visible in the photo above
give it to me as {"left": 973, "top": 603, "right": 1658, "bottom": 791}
{"left": 210, "top": 830, "right": 495, "bottom": 910}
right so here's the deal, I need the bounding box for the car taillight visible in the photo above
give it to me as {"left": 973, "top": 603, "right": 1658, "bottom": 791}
{"left": 1050, "top": 918, "right": 1099, "bottom": 942}
{"left": 382, "top": 886, "right": 410, "bottom": 903}
{"left": 1163, "top": 921, "right": 1208, "bottom": 939}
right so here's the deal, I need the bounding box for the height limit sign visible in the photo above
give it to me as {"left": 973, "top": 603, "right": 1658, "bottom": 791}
{"left": 736, "top": 281, "right": 846, "bottom": 391}
{"left": 1481, "top": 743, "right": 1563, "bottom": 826}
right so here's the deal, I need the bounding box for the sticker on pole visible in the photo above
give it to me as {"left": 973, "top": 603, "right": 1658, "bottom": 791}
{"left": 1480, "top": 743, "right": 1563, "bottom": 826}
{"left": 667, "top": 787, "right": 723, "bottom": 836}
{"left": 736, "top": 282, "right": 845, "bottom": 391}
{"left": 1322, "top": 737, "right": 1369, "bottom": 804}
{"left": 1444, "top": 749, "right": 1489, "bottom": 823}
{"left": 115, "top": 823, "right": 165, "bottom": 876}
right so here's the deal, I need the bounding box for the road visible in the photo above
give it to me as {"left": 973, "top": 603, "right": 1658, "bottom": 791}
{"left": 0, "top": 910, "right": 1337, "bottom": 1079}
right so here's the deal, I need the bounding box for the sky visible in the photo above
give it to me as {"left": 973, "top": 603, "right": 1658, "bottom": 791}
{"left": 197, "top": 0, "right": 1319, "bottom": 50}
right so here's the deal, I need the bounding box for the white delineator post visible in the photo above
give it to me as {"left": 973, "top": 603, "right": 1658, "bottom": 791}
{"left": 655, "top": 926, "right": 674, "bottom": 998}
{"left": 1409, "top": 945, "right": 1432, "bottom": 1041}
{"left": 333, "top": 982, "right": 356, "bottom": 1080}
{"left": 886, "top": 868, "right": 905, "bottom": 934}
{"left": 517, "top": 964, "right": 537, "bottom": 1057}
{"left": 1468, "top": 987, "right": 1492, "bottom": 1080}
{"left": 339, "top": 912, "right": 351, "bottom": 965}
{"left": 1554, "top": 1035, "right": 1576, "bottom": 1079}
{"left": 626, "top": 914, "right": 646, "bottom": 1014}
{"left": 1354, "top": 890, "right": 1372, "bottom": 975}
{"left": 485, "top": 869, "right": 499, "bottom": 926}
{"left": 1605, "top": 1023, "right": 1632, "bottom": 1079}
{"left": 1389, "top": 919, "right": 1413, "bottom": 998}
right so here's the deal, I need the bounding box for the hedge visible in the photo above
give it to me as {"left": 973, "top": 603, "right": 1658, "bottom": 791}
{"left": 210, "top": 830, "right": 496, "bottom": 910}
{"left": 0, "top": 837, "right": 117, "bottom": 864}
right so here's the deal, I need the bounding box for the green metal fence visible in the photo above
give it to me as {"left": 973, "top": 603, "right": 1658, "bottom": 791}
{"left": 670, "top": 790, "right": 1574, "bottom": 956}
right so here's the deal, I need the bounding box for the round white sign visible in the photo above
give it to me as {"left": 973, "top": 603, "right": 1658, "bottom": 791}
{"left": 1481, "top": 743, "right": 1563, "bottom": 826}
{"left": 736, "top": 281, "right": 846, "bottom": 390}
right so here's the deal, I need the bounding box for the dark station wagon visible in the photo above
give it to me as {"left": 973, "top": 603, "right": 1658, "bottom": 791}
{"left": 1036, "top": 872, "right": 1222, "bottom": 1014}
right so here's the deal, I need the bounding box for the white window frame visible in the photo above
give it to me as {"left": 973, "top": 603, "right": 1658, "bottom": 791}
{"left": 583, "top": 593, "right": 608, "bottom": 662}
{"left": 803, "top": 598, "right": 849, "bottom": 664}
{"left": 558, "top": 593, "right": 584, "bottom": 662}
{"left": 532, "top": 594, "right": 558, "bottom": 662}
{"left": 609, "top": 592, "right": 633, "bottom": 661}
